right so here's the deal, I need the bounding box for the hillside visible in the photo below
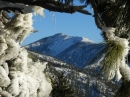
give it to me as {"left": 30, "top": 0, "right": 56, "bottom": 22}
{"left": 27, "top": 50, "right": 120, "bottom": 97}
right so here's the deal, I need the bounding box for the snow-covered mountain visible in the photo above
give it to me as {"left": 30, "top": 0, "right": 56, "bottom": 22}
{"left": 25, "top": 33, "right": 106, "bottom": 68}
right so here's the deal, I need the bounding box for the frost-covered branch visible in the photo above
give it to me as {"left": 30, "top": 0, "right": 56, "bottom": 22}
{"left": 0, "top": 8, "right": 52, "bottom": 96}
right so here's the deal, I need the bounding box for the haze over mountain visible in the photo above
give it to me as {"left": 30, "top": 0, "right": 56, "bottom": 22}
{"left": 25, "top": 33, "right": 106, "bottom": 68}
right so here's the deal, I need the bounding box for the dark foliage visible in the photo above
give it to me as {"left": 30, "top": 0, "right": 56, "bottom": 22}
{"left": 50, "top": 72, "right": 75, "bottom": 97}
{"left": 114, "top": 81, "right": 130, "bottom": 97}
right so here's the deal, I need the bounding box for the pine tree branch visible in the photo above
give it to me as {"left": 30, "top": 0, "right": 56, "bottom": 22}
{"left": 0, "top": 0, "right": 91, "bottom": 15}
{"left": 89, "top": 0, "right": 109, "bottom": 40}
{"left": 0, "top": 7, "right": 23, "bottom": 13}
{"left": 89, "top": 0, "right": 105, "bottom": 29}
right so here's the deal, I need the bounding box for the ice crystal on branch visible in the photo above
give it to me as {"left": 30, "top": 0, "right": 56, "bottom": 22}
{"left": 0, "top": 3, "right": 52, "bottom": 96}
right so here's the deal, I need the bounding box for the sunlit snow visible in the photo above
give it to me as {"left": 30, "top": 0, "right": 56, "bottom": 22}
{"left": 0, "top": 3, "right": 52, "bottom": 97}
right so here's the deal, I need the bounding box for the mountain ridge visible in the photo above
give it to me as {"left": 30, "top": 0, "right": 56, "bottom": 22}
{"left": 25, "top": 33, "right": 106, "bottom": 67}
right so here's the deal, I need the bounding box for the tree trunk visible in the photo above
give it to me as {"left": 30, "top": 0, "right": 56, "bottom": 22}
{"left": 114, "top": 81, "right": 130, "bottom": 97}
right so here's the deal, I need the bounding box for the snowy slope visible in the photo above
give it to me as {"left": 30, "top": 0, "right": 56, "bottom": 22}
{"left": 28, "top": 50, "right": 119, "bottom": 97}
{"left": 25, "top": 33, "right": 106, "bottom": 68}
{"left": 25, "top": 33, "right": 84, "bottom": 56}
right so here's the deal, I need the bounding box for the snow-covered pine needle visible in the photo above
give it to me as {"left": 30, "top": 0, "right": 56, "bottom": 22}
{"left": 120, "top": 64, "right": 130, "bottom": 81}
{"left": 115, "top": 68, "right": 122, "bottom": 81}
{"left": 100, "top": 40, "right": 124, "bottom": 80}
{"left": 33, "top": 6, "right": 45, "bottom": 17}
{"left": 0, "top": 9, "right": 52, "bottom": 96}
{"left": 101, "top": 26, "right": 116, "bottom": 39}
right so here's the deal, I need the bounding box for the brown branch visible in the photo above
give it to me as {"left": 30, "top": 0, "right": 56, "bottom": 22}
{"left": 0, "top": 7, "right": 23, "bottom": 13}
{"left": 89, "top": 0, "right": 109, "bottom": 40}
{"left": 77, "top": 9, "right": 91, "bottom": 15}
{"left": 90, "top": 0, "right": 102, "bottom": 29}
{"left": 0, "top": 0, "right": 91, "bottom": 15}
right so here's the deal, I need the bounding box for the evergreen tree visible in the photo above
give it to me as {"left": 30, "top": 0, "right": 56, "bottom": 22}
{"left": 50, "top": 72, "right": 75, "bottom": 97}
{"left": 85, "top": 78, "right": 90, "bottom": 97}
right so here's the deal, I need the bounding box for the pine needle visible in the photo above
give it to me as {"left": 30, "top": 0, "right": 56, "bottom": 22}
{"left": 100, "top": 40, "right": 124, "bottom": 80}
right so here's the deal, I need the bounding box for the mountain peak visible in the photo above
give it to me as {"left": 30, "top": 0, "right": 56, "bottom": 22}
{"left": 54, "top": 33, "right": 94, "bottom": 43}
{"left": 81, "top": 37, "right": 94, "bottom": 43}
{"left": 54, "top": 33, "right": 65, "bottom": 36}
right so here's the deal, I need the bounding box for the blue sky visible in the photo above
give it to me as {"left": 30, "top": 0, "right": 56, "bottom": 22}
{"left": 21, "top": 8, "right": 103, "bottom": 46}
